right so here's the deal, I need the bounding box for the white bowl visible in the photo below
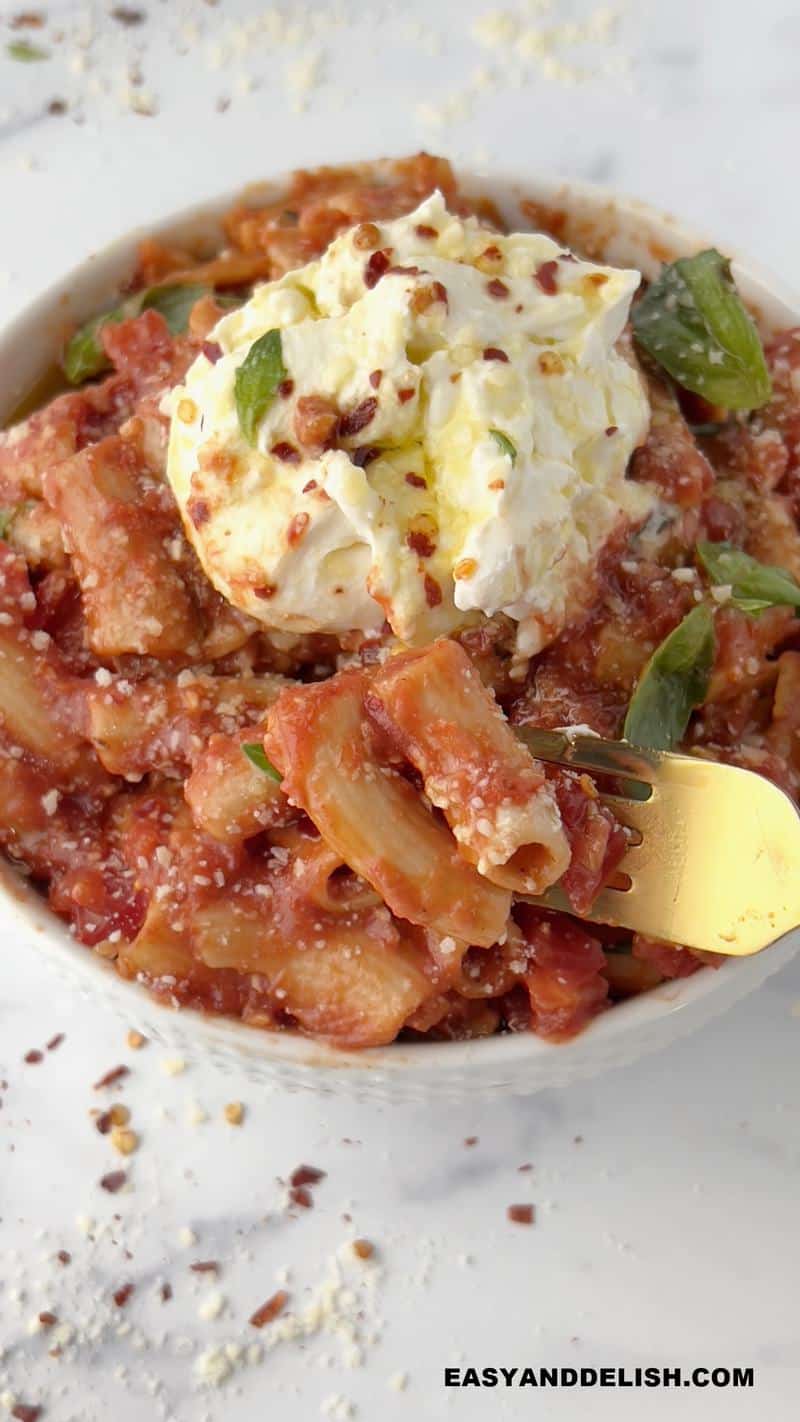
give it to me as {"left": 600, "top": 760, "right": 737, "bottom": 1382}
{"left": 2, "top": 168, "right": 798, "bottom": 1099}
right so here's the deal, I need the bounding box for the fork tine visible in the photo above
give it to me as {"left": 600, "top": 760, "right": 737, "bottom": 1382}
{"left": 514, "top": 726, "right": 658, "bottom": 788}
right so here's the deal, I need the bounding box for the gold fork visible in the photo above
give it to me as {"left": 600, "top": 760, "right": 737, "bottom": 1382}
{"left": 515, "top": 728, "right": 800, "bottom": 956}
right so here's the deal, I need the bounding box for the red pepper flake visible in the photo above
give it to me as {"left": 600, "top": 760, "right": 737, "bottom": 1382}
{"left": 253, "top": 583, "right": 277, "bottom": 600}
{"left": 24, "top": 1050, "right": 43, "bottom": 1065}
{"left": 100, "top": 1170, "right": 127, "bottom": 1194}
{"left": 10, "top": 11, "right": 45, "bottom": 26}
{"left": 301, "top": 479, "right": 318, "bottom": 493}
{"left": 517, "top": 1162, "right": 534, "bottom": 1173}
{"left": 160, "top": 1282, "right": 173, "bottom": 1302}
{"left": 397, "top": 387, "right": 415, "bottom": 404}
{"left": 364, "top": 250, "right": 391, "bottom": 289}
{"left": 190, "top": 1260, "right": 219, "bottom": 1274}
{"left": 483, "top": 347, "right": 509, "bottom": 363}
{"left": 46, "top": 1033, "right": 64, "bottom": 1052}
{"left": 38, "top": 1312, "right": 57, "bottom": 1329}
{"left": 250, "top": 1290, "right": 288, "bottom": 1328}
{"left": 56, "top": 1250, "right": 71, "bottom": 1266}
{"left": 46, "top": 98, "right": 67, "bottom": 116}
{"left": 423, "top": 573, "right": 442, "bottom": 608}
{"left": 574, "top": 1135, "right": 584, "bottom": 1145}
{"left": 187, "top": 497, "right": 211, "bottom": 529}
{"left": 352, "top": 445, "right": 380, "bottom": 468}
{"left": 93, "top": 1064, "right": 130, "bottom": 1091}
{"left": 278, "top": 378, "right": 295, "bottom": 398}
{"left": 202, "top": 340, "right": 222, "bottom": 364}
{"left": 507, "top": 1203, "right": 535, "bottom": 1225}
{"left": 270, "top": 441, "right": 301, "bottom": 464}
{"left": 464, "top": 1136, "right": 479, "bottom": 1147}
{"left": 338, "top": 397, "right": 378, "bottom": 438}
{"left": 112, "top": 1282, "right": 135, "bottom": 1307}
{"left": 95, "top": 1111, "right": 113, "bottom": 1136}
{"left": 387, "top": 264, "right": 421, "bottom": 277}
{"left": 605, "top": 425, "right": 618, "bottom": 436}
{"left": 290, "top": 1164, "right": 326, "bottom": 1187}
{"left": 406, "top": 530, "right": 436, "bottom": 558}
{"left": 487, "top": 278, "right": 510, "bottom": 299}
{"left": 352, "top": 1238, "right": 375, "bottom": 1260}
{"left": 11, "top": 1406, "right": 41, "bottom": 1422}
{"left": 415, "top": 224, "right": 438, "bottom": 239}
{"left": 369, "top": 369, "right": 383, "bottom": 389}
{"left": 481, "top": 244, "right": 502, "bottom": 262}
{"left": 287, "top": 512, "right": 310, "bottom": 547}
{"left": 288, "top": 1185, "right": 313, "bottom": 1209}
{"left": 405, "top": 471, "right": 427, "bottom": 489}
{"left": 110, "top": 6, "right": 146, "bottom": 24}
{"left": 534, "top": 259, "right": 559, "bottom": 295}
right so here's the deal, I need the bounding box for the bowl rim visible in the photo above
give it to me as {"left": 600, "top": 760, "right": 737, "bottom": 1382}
{"left": 2, "top": 164, "right": 798, "bottom": 1082}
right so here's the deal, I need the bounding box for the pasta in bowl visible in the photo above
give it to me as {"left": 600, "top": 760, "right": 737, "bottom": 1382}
{"left": 0, "top": 156, "right": 798, "bottom": 1097}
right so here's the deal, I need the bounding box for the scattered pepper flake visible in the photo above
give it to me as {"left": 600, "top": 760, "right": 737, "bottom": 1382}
{"left": 160, "top": 1282, "right": 173, "bottom": 1302}
{"left": 112, "top": 1282, "right": 135, "bottom": 1308}
{"left": 250, "top": 1290, "right": 288, "bottom": 1328}
{"left": 534, "top": 259, "right": 559, "bottom": 295}
{"left": 190, "top": 1260, "right": 219, "bottom": 1274}
{"left": 352, "top": 1239, "right": 374, "bottom": 1260}
{"left": 338, "top": 397, "right": 377, "bottom": 438}
{"left": 23, "top": 1049, "right": 43, "bottom": 1064}
{"left": 11, "top": 1405, "right": 41, "bottom": 1422}
{"left": 94, "top": 1064, "right": 130, "bottom": 1091}
{"left": 110, "top": 5, "right": 146, "bottom": 24}
{"left": 99, "top": 1170, "right": 127, "bottom": 1194}
{"left": 464, "top": 1136, "right": 479, "bottom": 1147}
{"left": 507, "top": 1203, "right": 535, "bottom": 1225}
{"left": 56, "top": 1251, "right": 71, "bottom": 1266}
{"left": 46, "top": 1033, "right": 64, "bottom": 1052}
{"left": 487, "top": 278, "right": 510, "bottom": 299}
{"left": 289, "top": 1164, "right": 326, "bottom": 1188}
{"left": 483, "top": 347, "right": 509, "bottom": 362}
{"left": 37, "top": 1312, "right": 57, "bottom": 1329}
{"left": 288, "top": 1185, "right": 313, "bottom": 1209}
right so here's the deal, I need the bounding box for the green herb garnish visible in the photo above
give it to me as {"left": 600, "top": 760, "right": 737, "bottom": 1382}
{"left": 623, "top": 603, "right": 715, "bottom": 752}
{"left": 632, "top": 248, "right": 772, "bottom": 411}
{"left": 0, "top": 508, "right": 16, "bottom": 540}
{"left": 140, "top": 284, "right": 209, "bottom": 335}
{"left": 7, "top": 40, "right": 49, "bottom": 62}
{"left": 242, "top": 742, "right": 282, "bottom": 782}
{"left": 489, "top": 429, "right": 517, "bottom": 462}
{"left": 62, "top": 283, "right": 219, "bottom": 385}
{"left": 234, "top": 330, "right": 287, "bottom": 446}
{"left": 697, "top": 540, "right": 800, "bottom": 616}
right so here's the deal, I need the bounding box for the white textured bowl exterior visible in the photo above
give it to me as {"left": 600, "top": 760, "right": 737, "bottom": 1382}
{"left": 2, "top": 169, "right": 798, "bottom": 1099}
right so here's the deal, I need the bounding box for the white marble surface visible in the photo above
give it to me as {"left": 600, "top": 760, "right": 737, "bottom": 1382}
{"left": 1, "top": 0, "right": 800, "bottom": 1417}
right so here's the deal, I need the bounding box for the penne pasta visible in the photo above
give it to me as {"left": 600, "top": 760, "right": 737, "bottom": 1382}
{"left": 368, "top": 639, "right": 570, "bottom": 894}
{"left": 265, "top": 670, "right": 511, "bottom": 948}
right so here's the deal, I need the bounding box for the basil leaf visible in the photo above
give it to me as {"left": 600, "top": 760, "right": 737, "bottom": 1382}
{"left": 141, "top": 284, "right": 209, "bottom": 335}
{"left": 697, "top": 540, "right": 800, "bottom": 614}
{"left": 623, "top": 603, "right": 715, "bottom": 751}
{"left": 241, "top": 742, "right": 282, "bottom": 782}
{"left": 235, "top": 330, "right": 287, "bottom": 446}
{"left": 62, "top": 305, "right": 130, "bottom": 384}
{"left": 7, "top": 41, "right": 49, "bottom": 61}
{"left": 489, "top": 429, "right": 517, "bottom": 462}
{"left": 63, "top": 283, "right": 226, "bottom": 385}
{"left": 632, "top": 249, "right": 772, "bottom": 411}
